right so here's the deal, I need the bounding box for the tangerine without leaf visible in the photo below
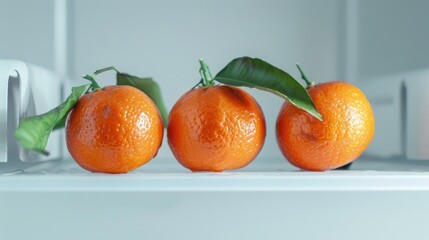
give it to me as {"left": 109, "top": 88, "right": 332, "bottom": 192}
{"left": 168, "top": 85, "right": 266, "bottom": 172}
{"left": 276, "top": 81, "right": 375, "bottom": 171}
{"left": 66, "top": 85, "right": 164, "bottom": 174}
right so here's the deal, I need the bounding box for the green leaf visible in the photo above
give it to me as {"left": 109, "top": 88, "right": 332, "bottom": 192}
{"left": 214, "top": 57, "right": 322, "bottom": 121}
{"left": 15, "top": 84, "right": 89, "bottom": 155}
{"left": 53, "top": 115, "right": 67, "bottom": 130}
{"left": 117, "top": 72, "right": 168, "bottom": 126}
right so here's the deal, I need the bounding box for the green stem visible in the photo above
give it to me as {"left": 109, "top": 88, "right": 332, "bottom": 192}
{"left": 296, "top": 63, "right": 315, "bottom": 88}
{"left": 82, "top": 66, "right": 120, "bottom": 91}
{"left": 94, "top": 66, "right": 119, "bottom": 75}
{"left": 82, "top": 74, "right": 101, "bottom": 90}
{"left": 199, "top": 58, "right": 214, "bottom": 87}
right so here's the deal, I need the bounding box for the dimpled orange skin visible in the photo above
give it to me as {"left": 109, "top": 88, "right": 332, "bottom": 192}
{"left": 168, "top": 85, "right": 266, "bottom": 172}
{"left": 276, "top": 81, "right": 375, "bottom": 171}
{"left": 66, "top": 85, "right": 164, "bottom": 174}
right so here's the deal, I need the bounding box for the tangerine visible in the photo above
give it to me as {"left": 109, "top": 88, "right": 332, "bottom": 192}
{"left": 168, "top": 85, "right": 266, "bottom": 172}
{"left": 66, "top": 85, "right": 164, "bottom": 174}
{"left": 276, "top": 81, "right": 375, "bottom": 171}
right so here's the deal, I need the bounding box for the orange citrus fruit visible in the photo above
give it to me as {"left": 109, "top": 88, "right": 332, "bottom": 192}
{"left": 168, "top": 85, "right": 266, "bottom": 172}
{"left": 276, "top": 81, "right": 375, "bottom": 171}
{"left": 66, "top": 85, "right": 164, "bottom": 174}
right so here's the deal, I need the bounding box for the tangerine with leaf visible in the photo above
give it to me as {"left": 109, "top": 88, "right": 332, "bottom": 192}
{"left": 167, "top": 57, "right": 323, "bottom": 172}
{"left": 276, "top": 64, "right": 375, "bottom": 171}
{"left": 15, "top": 66, "right": 165, "bottom": 174}
{"left": 66, "top": 68, "right": 164, "bottom": 174}
{"left": 167, "top": 59, "right": 266, "bottom": 172}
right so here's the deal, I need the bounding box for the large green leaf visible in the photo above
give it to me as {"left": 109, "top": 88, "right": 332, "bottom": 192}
{"left": 117, "top": 72, "right": 168, "bottom": 126}
{"left": 214, "top": 57, "right": 322, "bottom": 120}
{"left": 15, "top": 84, "right": 88, "bottom": 155}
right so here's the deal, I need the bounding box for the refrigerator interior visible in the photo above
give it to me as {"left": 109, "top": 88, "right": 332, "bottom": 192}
{"left": 2, "top": 1, "right": 429, "bottom": 240}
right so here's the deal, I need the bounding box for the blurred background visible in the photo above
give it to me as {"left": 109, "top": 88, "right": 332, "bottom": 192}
{"left": 2, "top": 0, "right": 429, "bottom": 163}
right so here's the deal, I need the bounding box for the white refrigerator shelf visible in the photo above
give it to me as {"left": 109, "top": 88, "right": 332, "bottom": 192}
{"left": 2, "top": 157, "right": 429, "bottom": 192}
{"left": 3, "top": 157, "right": 429, "bottom": 240}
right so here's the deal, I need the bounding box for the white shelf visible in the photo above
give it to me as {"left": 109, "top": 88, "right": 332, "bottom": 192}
{"left": 3, "top": 157, "right": 429, "bottom": 240}
{"left": 2, "top": 157, "right": 429, "bottom": 192}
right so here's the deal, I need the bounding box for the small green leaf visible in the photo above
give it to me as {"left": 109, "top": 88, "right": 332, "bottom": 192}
{"left": 117, "top": 72, "right": 168, "bottom": 126}
{"left": 15, "top": 84, "right": 89, "bottom": 155}
{"left": 214, "top": 57, "right": 322, "bottom": 121}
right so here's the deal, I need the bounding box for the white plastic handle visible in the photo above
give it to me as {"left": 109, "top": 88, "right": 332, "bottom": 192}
{"left": 0, "top": 60, "right": 29, "bottom": 163}
{"left": 0, "top": 60, "right": 62, "bottom": 164}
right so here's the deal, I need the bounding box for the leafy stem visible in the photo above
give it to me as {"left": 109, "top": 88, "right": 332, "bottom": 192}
{"left": 296, "top": 63, "right": 316, "bottom": 88}
{"left": 82, "top": 66, "right": 120, "bottom": 91}
{"left": 82, "top": 74, "right": 101, "bottom": 91}
{"left": 199, "top": 58, "right": 215, "bottom": 87}
{"left": 94, "top": 66, "right": 119, "bottom": 75}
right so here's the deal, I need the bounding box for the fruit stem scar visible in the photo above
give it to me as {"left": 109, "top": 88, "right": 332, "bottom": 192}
{"left": 199, "top": 58, "right": 214, "bottom": 87}
{"left": 296, "top": 63, "right": 316, "bottom": 88}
